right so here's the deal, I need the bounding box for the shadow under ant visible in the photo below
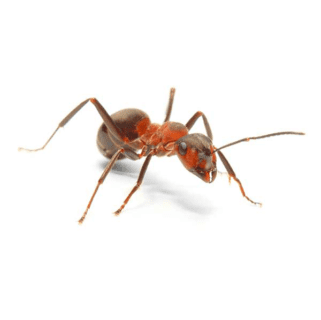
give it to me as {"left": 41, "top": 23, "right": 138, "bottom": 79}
{"left": 98, "top": 158, "right": 216, "bottom": 215}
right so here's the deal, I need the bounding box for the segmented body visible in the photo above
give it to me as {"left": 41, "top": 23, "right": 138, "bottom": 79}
{"left": 96, "top": 108, "right": 189, "bottom": 160}
{"left": 19, "top": 88, "right": 303, "bottom": 224}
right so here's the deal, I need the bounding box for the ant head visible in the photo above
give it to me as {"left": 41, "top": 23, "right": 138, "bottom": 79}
{"left": 174, "top": 133, "right": 217, "bottom": 183}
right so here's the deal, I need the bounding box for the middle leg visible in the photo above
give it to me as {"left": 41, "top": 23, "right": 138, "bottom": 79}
{"left": 114, "top": 153, "right": 153, "bottom": 215}
{"left": 164, "top": 88, "right": 176, "bottom": 123}
{"left": 78, "top": 148, "right": 124, "bottom": 224}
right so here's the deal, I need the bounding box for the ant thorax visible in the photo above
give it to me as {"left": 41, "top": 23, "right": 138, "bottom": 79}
{"left": 141, "top": 121, "right": 188, "bottom": 157}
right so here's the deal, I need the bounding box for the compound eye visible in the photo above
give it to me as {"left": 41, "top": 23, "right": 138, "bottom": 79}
{"left": 178, "top": 142, "right": 187, "bottom": 156}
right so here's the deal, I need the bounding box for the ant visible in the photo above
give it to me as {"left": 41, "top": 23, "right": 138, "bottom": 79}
{"left": 19, "top": 88, "right": 304, "bottom": 224}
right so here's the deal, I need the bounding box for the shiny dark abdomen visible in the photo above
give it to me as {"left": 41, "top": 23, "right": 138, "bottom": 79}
{"left": 96, "top": 108, "right": 150, "bottom": 159}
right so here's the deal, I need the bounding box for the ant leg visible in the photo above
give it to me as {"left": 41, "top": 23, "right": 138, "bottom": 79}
{"left": 78, "top": 148, "right": 124, "bottom": 224}
{"left": 19, "top": 98, "right": 126, "bottom": 152}
{"left": 114, "top": 153, "right": 153, "bottom": 215}
{"left": 164, "top": 88, "right": 176, "bottom": 122}
{"left": 217, "top": 150, "right": 262, "bottom": 206}
{"left": 185, "top": 111, "right": 213, "bottom": 140}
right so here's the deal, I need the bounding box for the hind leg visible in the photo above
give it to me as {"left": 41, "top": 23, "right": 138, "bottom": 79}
{"left": 19, "top": 98, "right": 126, "bottom": 152}
{"left": 78, "top": 148, "right": 125, "bottom": 224}
{"left": 114, "top": 153, "right": 153, "bottom": 215}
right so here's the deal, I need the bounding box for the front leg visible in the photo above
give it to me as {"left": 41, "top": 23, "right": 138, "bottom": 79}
{"left": 217, "top": 150, "right": 262, "bottom": 206}
{"left": 185, "top": 111, "right": 213, "bottom": 140}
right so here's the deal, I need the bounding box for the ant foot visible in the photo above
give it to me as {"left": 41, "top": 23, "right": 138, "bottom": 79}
{"left": 114, "top": 205, "right": 125, "bottom": 215}
{"left": 78, "top": 208, "right": 89, "bottom": 224}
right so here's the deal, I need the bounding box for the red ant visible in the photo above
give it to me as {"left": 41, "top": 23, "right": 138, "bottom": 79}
{"left": 19, "top": 88, "right": 304, "bottom": 224}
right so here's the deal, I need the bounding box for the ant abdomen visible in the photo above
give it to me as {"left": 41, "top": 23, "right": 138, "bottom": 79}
{"left": 96, "top": 123, "right": 126, "bottom": 159}
{"left": 96, "top": 108, "right": 151, "bottom": 159}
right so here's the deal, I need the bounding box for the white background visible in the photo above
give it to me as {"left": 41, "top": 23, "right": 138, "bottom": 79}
{"left": 1, "top": 1, "right": 320, "bottom": 319}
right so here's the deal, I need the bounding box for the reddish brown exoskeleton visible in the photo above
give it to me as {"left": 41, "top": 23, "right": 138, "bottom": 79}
{"left": 19, "top": 88, "right": 304, "bottom": 224}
